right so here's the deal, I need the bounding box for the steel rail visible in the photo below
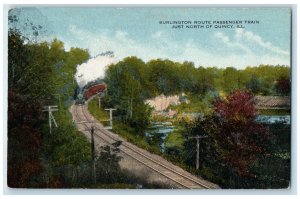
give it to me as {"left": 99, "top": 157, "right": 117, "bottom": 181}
{"left": 80, "top": 106, "right": 213, "bottom": 189}
{"left": 74, "top": 104, "right": 215, "bottom": 189}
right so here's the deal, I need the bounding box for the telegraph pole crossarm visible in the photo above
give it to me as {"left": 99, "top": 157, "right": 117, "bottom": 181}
{"left": 104, "top": 108, "right": 116, "bottom": 129}
{"left": 42, "top": 105, "right": 58, "bottom": 134}
{"left": 188, "top": 135, "right": 208, "bottom": 170}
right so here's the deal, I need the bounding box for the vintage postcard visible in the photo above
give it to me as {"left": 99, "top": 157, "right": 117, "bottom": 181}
{"left": 6, "top": 6, "right": 291, "bottom": 189}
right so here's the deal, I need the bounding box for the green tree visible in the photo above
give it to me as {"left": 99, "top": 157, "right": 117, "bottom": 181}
{"left": 8, "top": 89, "right": 43, "bottom": 187}
{"left": 104, "top": 57, "right": 151, "bottom": 135}
{"left": 177, "top": 61, "right": 197, "bottom": 93}
{"left": 222, "top": 67, "right": 243, "bottom": 92}
{"left": 194, "top": 66, "right": 216, "bottom": 94}
{"left": 246, "top": 75, "right": 260, "bottom": 94}
{"left": 8, "top": 12, "right": 91, "bottom": 187}
{"left": 146, "top": 59, "right": 180, "bottom": 96}
{"left": 95, "top": 143, "right": 123, "bottom": 184}
{"left": 7, "top": 20, "right": 55, "bottom": 187}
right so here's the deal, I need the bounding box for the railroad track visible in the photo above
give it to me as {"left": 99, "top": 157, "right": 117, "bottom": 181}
{"left": 71, "top": 104, "right": 219, "bottom": 189}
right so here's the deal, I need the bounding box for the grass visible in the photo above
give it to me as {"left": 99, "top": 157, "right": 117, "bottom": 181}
{"left": 150, "top": 114, "right": 171, "bottom": 123}
{"left": 164, "top": 129, "right": 185, "bottom": 149}
{"left": 168, "top": 94, "right": 213, "bottom": 115}
{"left": 88, "top": 99, "right": 110, "bottom": 125}
{"left": 112, "top": 121, "right": 161, "bottom": 154}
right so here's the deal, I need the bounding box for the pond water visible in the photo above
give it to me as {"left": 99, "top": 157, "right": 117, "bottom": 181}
{"left": 145, "top": 122, "right": 175, "bottom": 152}
{"left": 146, "top": 115, "right": 290, "bottom": 152}
{"left": 256, "top": 115, "right": 290, "bottom": 124}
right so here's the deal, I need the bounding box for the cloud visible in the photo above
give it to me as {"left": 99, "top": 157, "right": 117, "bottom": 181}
{"left": 212, "top": 29, "right": 290, "bottom": 67}
{"left": 214, "top": 32, "right": 252, "bottom": 54}
{"left": 235, "top": 29, "right": 289, "bottom": 56}
{"left": 64, "top": 25, "right": 289, "bottom": 69}
{"left": 67, "top": 25, "right": 173, "bottom": 61}
{"left": 181, "top": 40, "right": 288, "bottom": 68}
{"left": 152, "top": 31, "right": 162, "bottom": 38}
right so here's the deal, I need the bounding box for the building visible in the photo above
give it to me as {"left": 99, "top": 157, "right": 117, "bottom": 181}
{"left": 254, "top": 96, "right": 290, "bottom": 110}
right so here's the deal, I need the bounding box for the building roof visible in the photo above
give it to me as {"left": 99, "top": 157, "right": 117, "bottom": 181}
{"left": 254, "top": 96, "right": 290, "bottom": 109}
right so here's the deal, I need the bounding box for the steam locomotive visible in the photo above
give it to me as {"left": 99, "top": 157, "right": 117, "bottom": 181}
{"left": 75, "top": 81, "right": 107, "bottom": 104}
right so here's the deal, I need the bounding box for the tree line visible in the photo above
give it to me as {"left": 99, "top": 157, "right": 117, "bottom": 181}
{"left": 103, "top": 56, "right": 290, "bottom": 135}
{"left": 106, "top": 57, "right": 290, "bottom": 97}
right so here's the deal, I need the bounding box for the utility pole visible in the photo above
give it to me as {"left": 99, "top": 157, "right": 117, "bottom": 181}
{"left": 42, "top": 105, "right": 58, "bottom": 134}
{"left": 98, "top": 91, "right": 106, "bottom": 109}
{"left": 90, "top": 126, "right": 96, "bottom": 184}
{"left": 188, "top": 135, "right": 208, "bottom": 170}
{"left": 98, "top": 95, "right": 101, "bottom": 108}
{"left": 75, "top": 121, "right": 97, "bottom": 184}
{"left": 130, "top": 95, "right": 133, "bottom": 119}
{"left": 105, "top": 108, "right": 116, "bottom": 129}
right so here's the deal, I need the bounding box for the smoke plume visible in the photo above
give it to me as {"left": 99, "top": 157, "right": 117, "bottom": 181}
{"left": 75, "top": 54, "right": 117, "bottom": 88}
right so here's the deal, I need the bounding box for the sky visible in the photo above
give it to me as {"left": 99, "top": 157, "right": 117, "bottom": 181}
{"left": 9, "top": 7, "right": 291, "bottom": 69}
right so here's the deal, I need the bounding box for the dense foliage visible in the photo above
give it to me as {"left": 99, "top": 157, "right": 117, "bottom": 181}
{"left": 275, "top": 76, "right": 291, "bottom": 96}
{"left": 180, "top": 90, "right": 290, "bottom": 188}
{"left": 212, "top": 90, "right": 271, "bottom": 177}
{"left": 8, "top": 14, "right": 92, "bottom": 187}
{"left": 103, "top": 57, "right": 152, "bottom": 136}
{"left": 105, "top": 58, "right": 289, "bottom": 98}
